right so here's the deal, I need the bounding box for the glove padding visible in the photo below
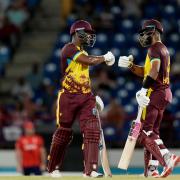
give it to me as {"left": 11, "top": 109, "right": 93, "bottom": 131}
{"left": 103, "top": 51, "right": 115, "bottom": 66}
{"left": 136, "top": 88, "right": 150, "bottom": 108}
{"left": 96, "top": 96, "right": 104, "bottom": 111}
{"left": 118, "top": 55, "right": 133, "bottom": 68}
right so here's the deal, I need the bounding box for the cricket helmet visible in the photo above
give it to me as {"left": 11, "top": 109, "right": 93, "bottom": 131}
{"left": 138, "top": 19, "right": 163, "bottom": 47}
{"left": 70, "top": 20, "right": 96, "bottom": 47}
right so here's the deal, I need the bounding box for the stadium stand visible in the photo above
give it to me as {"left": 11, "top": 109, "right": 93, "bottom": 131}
{"left": 0, "top": 0, "right": 179, "bottom": 149}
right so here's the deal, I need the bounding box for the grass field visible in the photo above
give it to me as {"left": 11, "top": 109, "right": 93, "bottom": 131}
{"left": 0, "top": 175, "right": 180, "bottom": 180}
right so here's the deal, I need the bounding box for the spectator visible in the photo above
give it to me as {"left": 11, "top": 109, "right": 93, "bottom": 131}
{"left": 10, "top": 101, "right": 28, "bottom": 127}
{"left": 11, "top": 77, "right": 33, "bottom": 99}
{"left": 93, "top": 68, "right": 117, "bottom": 91}
{"left": 102, "top": 98, "right": 125, "bottom": 130}
{"left": 101, "top": 98, "right": 126, "bottom": 145}
{"left": 0, "top": 0, "right": 11, "bottom": 13}
{"left": 6, "top": 0, "right": 29, "bottom": 29}
{"left": 96, "top": 7, "right": 114, "bottom": 30}
{"left": 0, "top": 15, "right": 20, "bottom": 54}
{"left": 22, "top": 93, "right": 40, "bottom": 119}
{"left": 26, "top": 0, "right": 41, "bottom": 17}
{"left": 0, "top": 105, "right": 11, "bottom": 128}
{"left": 121, "top": 0, "right": 142, "bottom": 18}
{"left": 26, "top": 63, "right": 42, "bottom": 90}
{"left": 41, "top": 83, "right": 56, "bottom": 114}
{"left": 16, "top": 121, "right": 46, "bottom": 175}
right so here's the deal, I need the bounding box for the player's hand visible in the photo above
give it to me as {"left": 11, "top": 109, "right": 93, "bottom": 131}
{"left": 136, "top": 88, "right": 150, "bottom": 108}
{"left": 96, "top": 96, "right": 104, "bottom": 111}
{"left": 118, "top": 55, "right": 133, "bottom": 68}
{"left": 103, "top": 51, "right": 115, "bottom": 66}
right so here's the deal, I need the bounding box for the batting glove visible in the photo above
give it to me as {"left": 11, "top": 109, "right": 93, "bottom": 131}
{"left": 118, "top": 55, "right": 133, "bottom": 68}
{"left": 96, "top": 96, "right": 104, "bottom": 111}
{"left": 136, "top": 88, "right": 150, "bottom": 108}
{"left": 103, "top": 51, "right": 115, "bottom": 66}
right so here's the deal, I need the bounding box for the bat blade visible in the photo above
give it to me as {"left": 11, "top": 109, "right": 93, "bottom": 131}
{"left": 117, "top": 136, "right": 137, "bottom": 170}
{"left": 118, "top": 107, "right": 142, "bottom": 170}
{"left": 99, "top": 130, "right": 112, "bottom": 177}
{"left": 97, "top": 109, "right": 112, "bottom": 177}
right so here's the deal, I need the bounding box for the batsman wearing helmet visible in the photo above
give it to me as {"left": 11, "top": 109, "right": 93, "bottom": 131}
{"left": 47, "top": 20, "right": 115, "bottom": 178}
{"left": 118, "top": 19, "right": 180, "bottom": 178}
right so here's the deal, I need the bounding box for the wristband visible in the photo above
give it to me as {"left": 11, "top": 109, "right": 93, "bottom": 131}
{"left": 143, "top": 75, "right": 156, "bottom": 89}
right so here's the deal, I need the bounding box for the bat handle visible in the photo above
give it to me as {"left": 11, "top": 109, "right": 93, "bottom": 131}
{"left": 136, "top": 107, "right": 143, "bottom": 122}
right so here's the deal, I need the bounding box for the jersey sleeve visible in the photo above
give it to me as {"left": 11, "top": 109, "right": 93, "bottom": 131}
{"left": 148, "top": 45, "right": 161, "bottom": 62}
{"left": 61, "top": 43, "right": 84, "bottom": 62}
{"left": 60, "top": 43, "right": 85, "bottom": 74}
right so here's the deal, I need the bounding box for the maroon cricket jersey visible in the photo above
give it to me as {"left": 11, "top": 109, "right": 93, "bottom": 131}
{"left": 143, "top": 42, "right": 172, "bottom": 110}
{"left": 144, "top": 42, "right": 171, "bottom": 90}
{"left": 60, "top": 43, "right": 91, "bottom": 94}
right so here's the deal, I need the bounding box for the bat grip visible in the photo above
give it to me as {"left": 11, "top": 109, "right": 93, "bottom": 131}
{"left": 136, "top": 107, "right": 143, "bottom": 122}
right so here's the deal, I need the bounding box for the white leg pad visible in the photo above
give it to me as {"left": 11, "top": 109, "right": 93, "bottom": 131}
{"left": 160, "top": 149, "right": 169, "bottom": 156}
{"left": 155, "top": 139, "right": 163, "bottom": 145}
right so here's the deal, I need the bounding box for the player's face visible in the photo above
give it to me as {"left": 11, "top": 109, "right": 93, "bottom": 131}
{"left": 76, "top": 30, "right": 96, "bottom": 47}
{"left": 138, "top": 26, "right": 155, "bottom": 47}
{"left": 25, "top": 128, "right": 35, "bottom": 135}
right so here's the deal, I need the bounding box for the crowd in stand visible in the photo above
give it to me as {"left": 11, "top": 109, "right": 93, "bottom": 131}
{"left": 0, "top": 0, "right": 41, "bottom": 74}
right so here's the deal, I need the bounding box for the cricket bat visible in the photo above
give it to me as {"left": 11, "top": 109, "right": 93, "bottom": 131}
{"left": 97, "top": 110, "right": 112, "bottom": 177}
{"left": 118, "top": 107, "right": 143, "bottom": 170}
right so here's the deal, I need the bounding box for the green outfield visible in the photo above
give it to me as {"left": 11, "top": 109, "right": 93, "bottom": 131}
{"left": 0, "top": 175, "right": 180, "bottom": 180}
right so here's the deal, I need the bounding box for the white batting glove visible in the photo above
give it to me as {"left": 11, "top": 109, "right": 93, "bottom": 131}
{"left": 118, "top": 55, "right": 133, "bottom": 68}
{"left": 103, "top": 51, "right": 115, "bottom": 66}
{"left": 96, "top": 96, "right": 104, "bottom": 111}
{"left": 136, "top": 88, "right": 150, "bottom": 108}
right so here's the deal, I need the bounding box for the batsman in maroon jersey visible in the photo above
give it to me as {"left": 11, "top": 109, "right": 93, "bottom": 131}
{"left": 47, "top": 20, "right": 115, "bottom": 177}
{"left": 118, "top": 19, "right": 180, "bottom": 178}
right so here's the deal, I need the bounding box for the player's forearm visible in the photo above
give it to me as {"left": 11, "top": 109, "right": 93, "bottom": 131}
{"left": 129, "top": 64, "right": 144, "bottom": 77}
{"left": 87, "top": 56, "right": 105, "bottom": 65}
{"left": 76, "top": 54, "right": 105, "bottom": 65}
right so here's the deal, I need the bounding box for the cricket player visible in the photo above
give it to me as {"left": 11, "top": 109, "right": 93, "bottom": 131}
{"left": 47, "top": 20, "right": 115, "bottom": 178}
{"left": 16, "top": 121, "right": 46, "bottom": 175}
{"left": 118, "top": 19, "right": 180, "bottom": 178}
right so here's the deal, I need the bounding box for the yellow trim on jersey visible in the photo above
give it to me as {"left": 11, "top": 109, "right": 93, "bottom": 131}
{"left": 65, "top": 51, "right": 85, "bottom": 73}
{"left": 73, "top": 51, "right": 83, "bottom": 61}
{"left": 56, "top": 89, "right": 64, "bottom": 127}
{"left": 142, "top": 88, "right": 153, "bottom": 121}
{"left": 151, "top": 58, "right": 161, "bottom": 63}
{"left": 144, "top": 54, "right": 151, "bottom": 79}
